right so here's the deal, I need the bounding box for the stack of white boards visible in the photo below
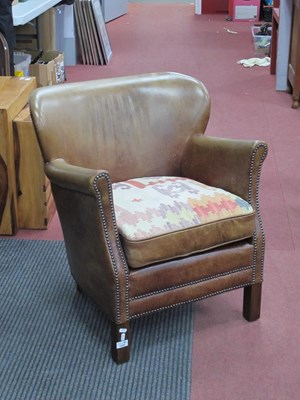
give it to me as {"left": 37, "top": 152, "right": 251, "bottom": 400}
{"left": 74, "top": 0, "right": 112, "bottom": 65}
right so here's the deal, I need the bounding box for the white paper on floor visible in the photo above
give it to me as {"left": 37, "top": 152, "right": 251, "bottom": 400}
{"left": 237, "top": 57, "right": 271, "bottom": 67}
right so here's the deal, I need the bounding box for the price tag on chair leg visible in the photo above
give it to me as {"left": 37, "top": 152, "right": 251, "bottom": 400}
{"left": 116, "top": 339, "right": 128, "bottom": 349}
{"left": 116, "top": 328, "right": 128, "bottom": 349}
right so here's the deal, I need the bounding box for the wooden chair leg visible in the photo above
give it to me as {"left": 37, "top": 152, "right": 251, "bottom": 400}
{"left": 243, "top": 283, "right": 262, "bottom": 322}
{"left": 111, "top": 321, "right": 131, "bottom": 364}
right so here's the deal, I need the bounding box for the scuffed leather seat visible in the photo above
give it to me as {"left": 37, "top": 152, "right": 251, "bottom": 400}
{"left": 29, "top": 72, "right": 268, "bottom": 363}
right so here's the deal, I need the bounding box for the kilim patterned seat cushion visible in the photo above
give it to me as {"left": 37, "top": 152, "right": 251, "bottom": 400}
{"left": 113, "top": 177, "right": 255, "bottom": 268}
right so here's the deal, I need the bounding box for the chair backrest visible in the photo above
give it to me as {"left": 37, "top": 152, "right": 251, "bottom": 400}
{"left": 0, "top": 32, "right": 10, "bottom": 76}
{"left": 29, "top": 72, "right": 211, "bottom": 182}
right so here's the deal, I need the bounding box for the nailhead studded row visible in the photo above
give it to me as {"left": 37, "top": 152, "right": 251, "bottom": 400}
{"left": 248, "top": 143, "right": 268, "bottom": 283}
{"left": 93, "top": 173, "right": 130, "bottom": 323}
{"left": 130, "top": 265, "right": 253, "bottom": 301}
{"left": 102, "top": 174, "right": 131, "bottom": 320}
{"left": 130, "top": 282, "right": 253, "bottom": 319}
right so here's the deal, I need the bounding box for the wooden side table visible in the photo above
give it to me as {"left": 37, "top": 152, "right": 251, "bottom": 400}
{"left": 0, "top": 76, "right": 36, "bottom": 235}
{"left": 13, "top": 106, "right": 56, "bottom": 229}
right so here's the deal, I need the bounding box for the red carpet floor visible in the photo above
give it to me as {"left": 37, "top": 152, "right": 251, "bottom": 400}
{"left": 11, "top": 4, "right": 300, "bottom": 399}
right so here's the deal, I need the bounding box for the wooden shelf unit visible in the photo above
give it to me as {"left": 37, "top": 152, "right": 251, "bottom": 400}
{"left": 270, "top": 2, "right": 280, "bottom": 75}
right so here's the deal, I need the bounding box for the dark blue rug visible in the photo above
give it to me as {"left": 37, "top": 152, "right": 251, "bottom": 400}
{"left": 0, "top": 239, "right": 194, "bottom": 400}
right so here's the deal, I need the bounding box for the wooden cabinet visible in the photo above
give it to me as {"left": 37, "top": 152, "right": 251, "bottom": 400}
{"left": 272, "top": 0, "right": 300, "bottom": 107}
{"left": 13, "top": 106, "right": 56, "bottom": 229}
{"left": 288, "top": 0, "right": 300, "bottom": 108}
{"left": 0, "top": 76, "right": 54, "bottom": 234}
{"left": 0, "top": 76, "right": 36, "bottom": 235}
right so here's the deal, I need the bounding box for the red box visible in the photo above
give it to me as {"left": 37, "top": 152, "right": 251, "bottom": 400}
{"left": 229, "top": 0, "right": 261, "bottom": 21}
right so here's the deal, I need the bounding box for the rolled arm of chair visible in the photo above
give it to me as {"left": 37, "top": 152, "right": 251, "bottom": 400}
{"left": 46, "top": 159, "right": 129, "bottom": 323}
{"left": 181, "top": 135, "right": 268, "bottom": 207}
{"left": 45, "top": 158, "right": 104, "bottom": 195}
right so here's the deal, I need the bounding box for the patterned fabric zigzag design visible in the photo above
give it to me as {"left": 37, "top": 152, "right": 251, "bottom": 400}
{"left": 113, "top": 176, "right": 253, "bottom": 241}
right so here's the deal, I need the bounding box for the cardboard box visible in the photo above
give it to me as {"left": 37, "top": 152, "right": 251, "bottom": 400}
{"left": 29, "top": 51, "right": 65, "bottom": 87}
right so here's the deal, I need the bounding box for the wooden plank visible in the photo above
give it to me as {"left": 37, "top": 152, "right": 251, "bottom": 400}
{"left": 74, "top": 0, "right": 87, "bottom": 64}
{"left": 82, "top": 0, "right": 98, "bottom": 65}
{"left": 39, "top": 8, "right": 56, "bottom": 51}
{"left": 45, "top": 192, "right": 56, "bottom": 227}
{"left": 91, "top": 0, "right": 112, "bottom": 64}
{"left": 87, "top": 0, "right": 105, "bottom": 65}
{"left": 78, "top": 0, "right": 93, "bottom": 64}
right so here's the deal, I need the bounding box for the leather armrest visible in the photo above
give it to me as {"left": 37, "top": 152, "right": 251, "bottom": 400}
{"left": 181, "top": 135, "right": 268, "bottom": 206}
{"left": 45, "top": 159, "right": 105, "bottom": 195}
{"left": 45, "top": 159, "right": 129, "bottom": 323}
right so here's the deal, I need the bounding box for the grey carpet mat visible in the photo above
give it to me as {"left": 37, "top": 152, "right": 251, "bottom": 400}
{"left": 0, "top": 239, "right": 194, "bottom": 400}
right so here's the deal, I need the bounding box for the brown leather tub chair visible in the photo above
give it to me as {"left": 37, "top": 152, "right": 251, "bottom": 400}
{"left": 29, "top": 72, "right": 268, "bottom": 363}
